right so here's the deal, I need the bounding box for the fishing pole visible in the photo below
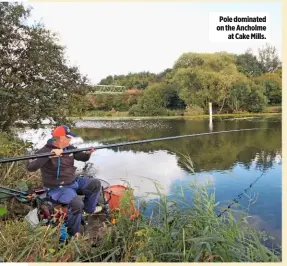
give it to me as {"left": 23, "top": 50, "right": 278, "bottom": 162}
{"left": 0, "top": 128, "right": 263, "bottom": 164}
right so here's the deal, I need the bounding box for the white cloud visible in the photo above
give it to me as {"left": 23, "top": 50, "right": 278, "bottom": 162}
{"left": 75, "top": 147, "right": 189, "bottom": 199}
{"left": 17, "top": 129, "right": 190, "bottom": 198}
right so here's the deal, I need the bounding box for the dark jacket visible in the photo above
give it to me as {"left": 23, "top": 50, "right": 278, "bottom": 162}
{"left": 26, "top": 140, "right": 91, "bottom": 188}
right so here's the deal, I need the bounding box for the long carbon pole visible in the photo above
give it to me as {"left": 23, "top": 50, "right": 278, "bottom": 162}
{"left": 0, "top": 128, "right": 262, "bottom": 164}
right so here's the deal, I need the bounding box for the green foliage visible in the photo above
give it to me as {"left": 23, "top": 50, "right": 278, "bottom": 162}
{"left": 0, "top": 206, "right": 7, "bottom": 216}
{"left": 253, "top": 73, "right": 282, "bottom": 105}
{"left": 245, "top": 84, "right": 268, "bottom": 113}
{"left": 173, "top": 52, "right": 236, "bottom": 71}
{"left": 93, "top": 47, "right": 281, "bottom": 117}
{"left": 91, "top": 181, "right": 281, "bottom": 262}
{"left": 174, "top": 65, "right": 243, "bottom": 113}
{"left": 129, "top": 84, "right": 170, "bottom": 116}
{"left": 0, "top": 220, "right": 92, "bottom": 262}
{"left": 236, "top": 49, "right": 263, "bottom": 77}
{"left": 184, "top": 105, "right": 205, "bottom": 116}
{"left": 0, "top": 3, "right": 88, "bottom": 131}
{"left": 227, "top": 80, "right": 251, "bottom": 112}
{"left": 0, "top": 178, "right": 281, "bottom": 262}
{"left": 86, "top": 90, "right": 142, "bottom": 112}
{"left": 162, "top": 84, "right": 185, "bottom": 110}
{"left": 99, "top": 72, "right": 159, "bottom": 90}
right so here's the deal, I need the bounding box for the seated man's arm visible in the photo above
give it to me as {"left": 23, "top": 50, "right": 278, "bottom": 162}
{"left": 26, "top": 147, "right": 50, "bottom": 172}
{"left": 71, "top": 146, "right": 92, "bottom": 162}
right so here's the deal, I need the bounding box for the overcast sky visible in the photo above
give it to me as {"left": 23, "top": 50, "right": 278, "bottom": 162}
{"left": 25, "top": 2, "right": 282, "bottom": 84}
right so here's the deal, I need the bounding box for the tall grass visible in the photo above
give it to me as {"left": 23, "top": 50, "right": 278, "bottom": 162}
{"left": 0, "top": 179, "right": 282, "bottom": 262}
{"left": 0, "top": 133, "right": 42, "bottom": 188}
{"left": 0, "top": 220, "right": 92, "bottom": 262}
{"left": 89, "top": 181, "right": 281, "bottom": 262}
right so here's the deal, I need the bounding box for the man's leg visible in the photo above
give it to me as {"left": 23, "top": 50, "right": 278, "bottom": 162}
{"left": 77, "top": 177, "right": 101, "bottom": 213}
{"left": 47, "top": 187, "right": 84, "bottom": 236}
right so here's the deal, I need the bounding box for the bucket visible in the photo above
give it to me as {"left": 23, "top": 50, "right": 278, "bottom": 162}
{"left": 104, "top": 185, "right": 139, "bottom": 219}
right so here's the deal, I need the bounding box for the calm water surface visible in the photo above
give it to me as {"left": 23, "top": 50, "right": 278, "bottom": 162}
{"left": 20, "top": 115, "right": 282, "bottom": 244}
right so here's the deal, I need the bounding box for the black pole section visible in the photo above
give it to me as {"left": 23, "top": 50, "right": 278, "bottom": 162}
{"left": 0, "top": 186, "right": 29, "bottom": 195}
{"left": 0, "top": 128, "right": 262, "bottom": 164}
{"left": 0, "top": 189, "right": 21, "bottom": 197}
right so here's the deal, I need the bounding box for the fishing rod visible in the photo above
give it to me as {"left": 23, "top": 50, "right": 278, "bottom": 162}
{"left": 0, "top": 128, "right": 263, "bottom": 164}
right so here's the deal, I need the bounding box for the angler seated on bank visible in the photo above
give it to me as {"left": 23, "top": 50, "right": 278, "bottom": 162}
{"left": 26, "top": 125, "right": 102, "bottom": 237}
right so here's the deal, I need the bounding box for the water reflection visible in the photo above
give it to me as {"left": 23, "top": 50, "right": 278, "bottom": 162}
{"left": 72, "top": 117, "right": 281, "bottom": 174}
{"left": 73, "top": 116, "right": 281, "bottom": 245}
{"left": 17, "top": 116, "right": 281, "bottom": 244}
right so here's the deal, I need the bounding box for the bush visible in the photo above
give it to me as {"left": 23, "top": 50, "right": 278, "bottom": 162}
{"left": 245, "top": 84, "right": 268, "bottom": 113}
{"left": 184, "top": 105, "right": 205, "bottom": 116}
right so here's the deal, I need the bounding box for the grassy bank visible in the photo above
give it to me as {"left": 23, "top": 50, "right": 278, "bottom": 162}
{"left": 68, "top": 105, "right": 281, "bottom": 121}
{"left": 0, "top": 181, "right": 282, "bottom": 262}
{"left": 69, "top": 112, "right": 281, "bottom": 121}
{"left": 0, "top": 133, "right": 282, "bottom": 262}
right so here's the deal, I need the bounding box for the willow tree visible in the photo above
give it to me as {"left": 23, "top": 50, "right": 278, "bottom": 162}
{"left": 172, "top": 52, "right": 245, "bottom": 113}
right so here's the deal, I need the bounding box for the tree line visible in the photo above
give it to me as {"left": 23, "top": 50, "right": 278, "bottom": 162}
{"left": 0, "top": 3, "right": 282, "bottom": 132}
{"left": 89, "top": 46, "right": 281, "bottom": 116}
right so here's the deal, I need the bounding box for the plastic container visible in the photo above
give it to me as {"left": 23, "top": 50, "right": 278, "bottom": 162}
{"left": 104, "top": 185, "right": 139, "bottom": 219}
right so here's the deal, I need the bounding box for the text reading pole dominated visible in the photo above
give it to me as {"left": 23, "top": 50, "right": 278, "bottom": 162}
{"left": 209, "top": 12, "right": 270, "bottom": 42}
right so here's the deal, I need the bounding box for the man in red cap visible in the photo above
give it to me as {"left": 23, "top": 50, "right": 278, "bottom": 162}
{"left": 26, "top": 125, "right": 102, "bottom": 237}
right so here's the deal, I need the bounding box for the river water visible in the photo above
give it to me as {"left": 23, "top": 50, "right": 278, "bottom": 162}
{"left": 18, "top": 115, "right": 282, "bottom": 245}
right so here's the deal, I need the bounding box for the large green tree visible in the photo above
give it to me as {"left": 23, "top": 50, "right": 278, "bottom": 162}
{"left": 253, "top": 72, "right": 282, "bottom": 105}
{"left": 0, "top": 3, "right": 88, "bottom": 131}
{"left": 172, "top": 53, "right": 245, "bottom": 113}
{"left": 235, "top": 49, "right": 263, "bottom": 77}
{"left": 129, "top": 83, "right": 170, "bottom": 116}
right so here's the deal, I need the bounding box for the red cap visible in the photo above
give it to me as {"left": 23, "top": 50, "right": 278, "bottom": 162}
{"left": 52, "top": 125, "right": 77, "bottom": 137}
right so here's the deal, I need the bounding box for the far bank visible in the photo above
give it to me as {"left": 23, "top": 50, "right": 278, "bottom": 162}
{"left": 68, "top": 112, "right": 281, "bottom": 121}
